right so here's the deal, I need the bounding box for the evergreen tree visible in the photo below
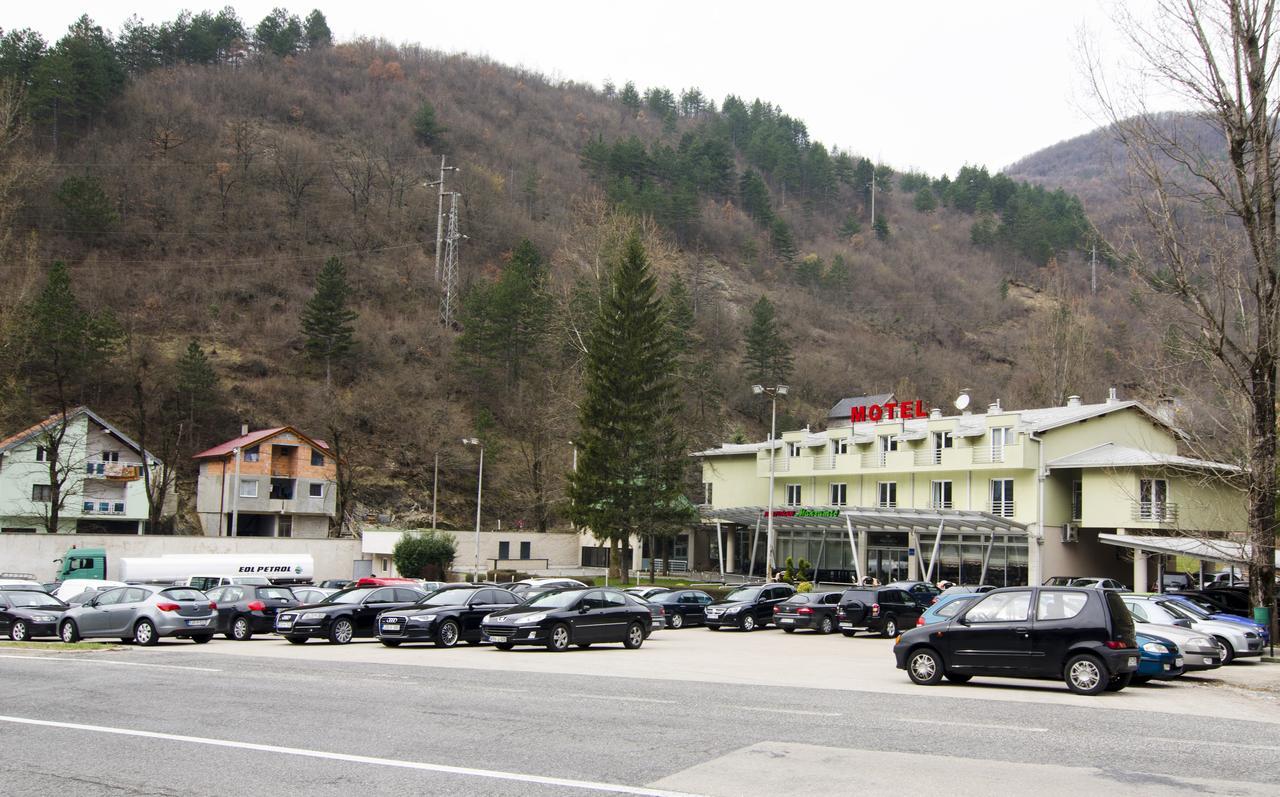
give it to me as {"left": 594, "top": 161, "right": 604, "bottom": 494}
{"left": 913, "top": 186, "right": 938, "bottom": 214}
{"left": 301, "top": 256, "right": 358, "bottom": 387}
{"left": 303, "top": 10, "right": 332, "bottom": 49}
{"left": 795, "top": 254, "right": 824, "bottom": 288}
{"left": 742, "top": 296, "right": 792, "bottom": 386}
{"left": 823, "top": 254, "right": 851, "bottom": 292}
{"left": 456, "top": 240, "right": 550, "bottom": 388}
{"left": 619, "top": 81, "right": 641, "bottom": 116}
{"left": 411, "top": 101, "right": 444, "bottom": 146}
{"left": 175, "top": 339, "right": 217, "bottom": 439}
{"left": 254, "top": 8, "right": 303, "bottom": 57}
{"left": 873, "top": 212, "right": 890, "bottom": 241}
{"left": 567, "top": 234, "right": 694, "bottom": 581}
{"left": 838, "top": 213, "right": 862, "bottom": 238}
{"left": 770, "top": 218, "right": 797, "bottom": 262}
{"left": 54, "top": 174, "right": 116, "bottom": 239}
{"left": 739, "top": 169, "right": 772, "bottom": 224}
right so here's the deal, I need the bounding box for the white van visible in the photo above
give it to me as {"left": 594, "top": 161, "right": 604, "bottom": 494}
{"left": 185, "top": 574, "right": 273, "bottom": 591}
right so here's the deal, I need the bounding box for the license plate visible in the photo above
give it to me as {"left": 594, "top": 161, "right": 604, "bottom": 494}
{"left": 186, "top": 619, "right": 209, "bottom": 627}
{"left": 1126, "top": 656, "right": 1137, "bottom": 667}
{"left": 780, "top": 618, "right": 794, "bottom": 623}
{"left": 488, "top": 634, "right": 507, "bottom": 641}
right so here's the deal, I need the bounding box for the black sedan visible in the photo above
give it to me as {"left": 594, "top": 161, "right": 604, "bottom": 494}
{"left": 704, "top": 583, "right": 796, "bottom": 631}
{"left": 774, "top": 591, "right": 842, "bottom": 634}
{"left": 377, "top": 586, "right": 522, "bottom": 647}
{"left": 481, "top": 588, "right": 652, "bottom": 651}
{"left": 644, "top": 589, "right": 714, "bottom": 628}
{"left": 206, "top": 584, "right": 300, "bottom": 640}
{"left": 275, "top": 585, "right": 428, "bottom": 644}
{"left": 0, "top": 589, "right": 70, "bottom": 640}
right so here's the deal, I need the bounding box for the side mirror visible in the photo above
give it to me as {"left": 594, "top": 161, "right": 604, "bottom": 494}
{"left": 578, "top": 605, "right": 590, "bottom": 614}
{"left": 1173, "top": 618, "right": 1192, "bottom": 628}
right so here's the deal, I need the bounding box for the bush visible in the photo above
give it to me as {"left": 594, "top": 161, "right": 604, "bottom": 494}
{"left": 797, "top": 581, "right": 813, "bottom": 593}
{"left": 392, "top": 530, "right": 457, "bottom": 579}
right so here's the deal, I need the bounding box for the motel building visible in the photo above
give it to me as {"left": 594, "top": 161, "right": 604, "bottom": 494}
{"left": 692, "top": 391, "right": 1247, "bottom": 589}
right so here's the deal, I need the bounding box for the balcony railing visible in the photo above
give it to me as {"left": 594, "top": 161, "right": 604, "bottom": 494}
{"left": 1132, "top": 502, "right": 1178, "bottom": 523}
{"left": 861, "top": 452, "right": 887, "bottom": 468}
{"left": 811, "top": 454, "right": 837, "bottom": 470}
{"left": 755, "top": 454, "right": 790, "bottom": 475}
{"left": 931, "top": 500, "right": 954, "bottom": 510}
{"left": 971, "top": 446, "right": 1009, "bottom": 464}
{"left": 914, "top": 449, "right": 945, "bottom": 466}
{"left": 989, "top": 500, "right": 1015, "bottom": 517}
{"left": 86, "top": 463, "right": 141, "bottom": 480}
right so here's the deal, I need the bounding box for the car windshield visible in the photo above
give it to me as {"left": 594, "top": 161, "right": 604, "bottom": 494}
{"left": 419, "top": 589, "right": 476, "bottom": 607}
{"left": 320, "top": 588, "right": 373, "bottom": 604}
{"left": 160, "top": 588, "right": 205, "bottom": 601}
{"left": 258, "top": 588, "right": 295, "bottom": 601}
{"left": 1167, "top": 599, "right": 1211, "bottom": 619}
{"left": 724, "top": 587, "right": 762, "bottom": 602}
{"left": 648, "top": 592, "right": 679, "bottom": 603}
{"left": 783, "top": 595, "right": 811, "bottom": 604}
{"left": 937, "top": 597, "right": 977, "bottom": 617}
{"left": 1159, "top": 600, "right": 1198, "bottom": 621}
{"left": 525, "top": 590, "right": 582, "bottom": 608}
{"left": 5, "top": 591, "right": 66, "bottom": 608}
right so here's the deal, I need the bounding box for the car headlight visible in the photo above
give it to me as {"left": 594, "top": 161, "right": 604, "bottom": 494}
{"left": 516, "top": 613, "right": 547, "bottom": 624}
{"left": 409, "top": 615, "right": 436, "bottom": 624}
{"left": 32, "top": 615, "right": 57, "bottom": 623}
{"left": 301, "top": 612, "right": 325, "bottom": 621}
{"left": 1142, "top": 642, "right": 1169, "bottom": 654}
{"left": 724, "top": 606, "right": 741, "bottom": 614}
{"left": 1191, "top": 636, "right": 1214, "bottom": 649}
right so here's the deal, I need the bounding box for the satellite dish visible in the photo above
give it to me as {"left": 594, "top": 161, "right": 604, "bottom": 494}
{"left": 953, "top": 393, "right": 971, "bottom": 411}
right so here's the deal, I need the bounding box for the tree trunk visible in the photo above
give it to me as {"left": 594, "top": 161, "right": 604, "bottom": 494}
{"left": 648, "top": 534, "right": 656, "bottom": 584}
{"left": 1247, "top": 352, "right": 1278, "bottom": 631}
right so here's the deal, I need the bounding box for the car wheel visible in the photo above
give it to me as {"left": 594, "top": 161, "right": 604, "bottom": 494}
{"left": 546, "top": 623, "right": 570, "bottom": 652}
{"left": 285, "top": 635, "right": 308, "bottom": 644}
{"left": 230, "top": 616, "right": 253, "bottom": 641}
{"left": 842, "top": 629, "right": 857, "bottom": 637}
{"left": 134, "top": 619, "right": 159, "bottom": 646}
{"left": 944, "top": 673, "right": 972, "bottom": 684}
{"left": 192, "top": 634, "right": 212, "bottom": 644}
{"left": 906, "top": 648, "right": 945, "bottom": 685}
{"left": 882, "top": 616, "right": 898, "bottom": 638}
{"left": 670, "top": 613, "right": 684, "bottom": 629}
{"left": 380, "top": 639, "right": 402, "bottom": 647}
{"left": 494, "top": 641, "right": 515, "bottom": 650}
{"left": 623, "top": 622, "right": 645, "bottom": 649}
{"left": 328, "top": 618, "right": 354, "bottom": 645}
{"left": 819, "top": 615, "right": 835, "bottom": 635}
{"left": 1064, "top": 653, "right": 1107, "bottom": 695}
{"left": 59, "top": 621, "right": 80, "bottom": 643}
{"left": 1105, "top": 672, "right": 1132, "bottom": 692}
{"left": 1214, "top": 637, "right": 1236, "bottom": 665}
{"left": 435, "top": 620, "right": 460, "bottom": 648}
{"left": 783, "top": 626, "right": 796, "bottom": 633}
{"left": 10, "top": 621, "right": 29, "bottom": 641}
{"left": 740, "top": 614, "right": 756, "bottom": 632}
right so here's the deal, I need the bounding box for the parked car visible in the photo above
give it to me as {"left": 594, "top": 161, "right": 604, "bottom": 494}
{"left": 1042, "top": 576, "right": 1080, "bottom": 586}
{"left": 354, "top": 577, "right": 421, "bottom": 587}
{"left": 186, "top": 575, "right": 272, "bottom": 590}
{"left": 509, "top": 578, "right": 588, "bottom": 598}
{"left": 704, "top": 584, "right": 795, "bottom": 631}
{"left": 917, "top": 592, "right": 983, "bottom": 627}
{"left": 1121, "top": 595, "right": 1262, "bottom": 664}
{"left": 1195, "top": 586, "right": 1255, "bottom": 617}
{"left": 1133, "top": 630, "right": 1185, "bottom": 684}
{"left": 885, "top": 580, "right": 941, "bottom": 608}
{"left": 205, "top": 584, "right": 300, "bottom": 640}
{"left": 62, "top": 585, "right": 114, "bottom": 606}
{"left": 0, "top": 588, "right": 71, "bottom": 640}
{"left": 319, "top": 579, "right": 353, "bottom": 590}
{"left": 377, "top": 586, "right": 522, "bottom": 647}
{"left": 289, "top": 586, "right": 337, "bottom": 605}
{"left": 1161, "top": 594, "right": 1269, "bottom": 644}
{"left": 274, "top": 585, "right": 429, "bottom": 644}
{"left": 59, "top": 585, "right": 216, "bottom": 645}
{"left": 644, "top": 589, "right": 714, "bottom": 628}
{"left": 481, "top": 587, "right": 652, "bottom": 651}
{"left": 622, "top": 586, "right": 671, "bottom": 600}
{"left": 933, "top": 585, "right": 997, "bottom": 604}
{"left": 0, "top": 578, "right": 46, "bottom": 591}
{"left": 837, "top": 586, "right": 925, "bottom": 637}
{"left": 1070, "top": 577, "right": 1129, "bottom": 591}
{"left": 1160, "top": 572, "right": 1196, "bottom": 591}
{"left": 1128, "top": 621, "right": 1221, "bottom": 671}
{"left": 51, "top": 579, "right": 126, "bottom": 603}
{"left": 893, "top": 586, "right": 1140, "bottom": 695}
{"left": 774, "top": 591, "right": 842, "bottom": 634}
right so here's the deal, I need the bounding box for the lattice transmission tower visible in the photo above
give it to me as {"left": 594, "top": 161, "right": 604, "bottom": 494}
{"left": 439, "top": 192, "right": 462, "bottom": 327}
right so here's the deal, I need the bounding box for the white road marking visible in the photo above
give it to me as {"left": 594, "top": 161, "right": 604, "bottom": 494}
{"left": 0, "top": 654, "right": 220, "bottom": 673}
{"left": 733, "top": 706, "right": 841, "bottom": 717}
{"left": 0, "top": 715, "right": 703, "bottom": 797}
{"left": 566, "top": 693, "right": 677, "bottom": 705}
{"left": 901, "top": 718, "right": 1048, "bottom": 732}
{"left": 485, "top": 687, "right": 529, "bottom": 695}
{"left": 1145, "top": 736, "right": 1280, "bottom": 752}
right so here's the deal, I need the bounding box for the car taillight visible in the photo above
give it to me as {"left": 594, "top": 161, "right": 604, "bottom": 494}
{"left": 774, "top": 606, "right": 781, "bottom": 613}
{"left": 917, "top": 616, "right": 925, "bottom": 626}
{"left": 156, "top": 602, "right": 180, "bottom": 612}
{"left": 247, "top": 601, "right": 266, "bottom": 611}
{"left": 209, "top": 601, "right": 218, "bottom": 610}
{"left": 1104, "top": 640, "right": 1127, "bottom": 649}
{"left": 797, "top": 607, "right": 813, "bottom": 614}
{"left": 871, "top": 603, "right": 880, "bottom": 616}
{"left": 930, "top": 597, "right": 938, "bottom": 605}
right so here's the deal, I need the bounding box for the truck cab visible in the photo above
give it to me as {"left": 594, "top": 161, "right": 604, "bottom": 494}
{"left": 57, "top": 548, "right": 108, "bottom": 581}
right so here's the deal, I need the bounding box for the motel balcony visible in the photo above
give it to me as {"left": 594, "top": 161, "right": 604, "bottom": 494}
{"left": 1130, "top": 502, "right": 1178, "bottom": 525}
{"left": 759, "top": 444, "right": 1031, "bottom": 477}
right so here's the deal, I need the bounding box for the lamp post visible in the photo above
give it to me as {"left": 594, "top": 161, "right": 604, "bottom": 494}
{"left": 462, "top": 438, "right": 484, "bottom": 581}
{"left": 753, "top": 384, "right": 788, "bottom": 582}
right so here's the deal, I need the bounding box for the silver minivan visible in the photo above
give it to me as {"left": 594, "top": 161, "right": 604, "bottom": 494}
{"left": 59, "top": 585, "right": 217, "bottom": 645}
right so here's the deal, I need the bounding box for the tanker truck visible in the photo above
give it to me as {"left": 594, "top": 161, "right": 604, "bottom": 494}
{"left": 55, "top": 547, "right": 314, "bottom": 585}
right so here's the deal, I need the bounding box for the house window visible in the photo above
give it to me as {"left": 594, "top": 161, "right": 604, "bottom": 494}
{"left": 31, "top": 484, "right": 52, "bottom": 502}
{"left": 834, "top": 438, "right": 850, "bottom": 455}
{"left": 309, "top": 482, "right": 324, "bottom": 498}
{"left": 991, "top": 479, "right": 1014, "bottom": 517}
{"left": 830, "top": 483, "right": 848, "bottom": 506}
{"left": 519, "top": 541, "right": 531, "bottom": 559}
{"left": 101, "top": 451, "right": 119, "bottom": 462}
{"left": 311, "top": 449, "right": 325, "bottom": 466}
{"left": 498, "top": 541, "right": 510, "bottom": 559}
{"left": 877, "top": 481, "right": 897, "bottom": 508}
{"left": 35, "top": 446, "right": 48, "bottom": 463}
{"left": 877, "top": 434, "right": 897, "bottom": 466}
{"left": 787, "top": 442, "right": 802, "bottom": 457}
{"left": 1071, "top": 480, "right": 1083, "bottom": 521}
{"left": 269, "top": 478, "right": 295, "bottom": 500}
{"left": 82, "top": 501, "right": 94, "bottom": 513}
{"left": 989, "top": 427, "right": 1010, "bottom": 461}
{"left": 785, "top": 484, "right": 802, "bottom": 506}
{"left": 239, "top": 479, "right": 258, "bottom": 498}
{"left": 278, "top": 516, "right": 293, "bottom": 538}
{"left": 1139, "top": 478, "right": 1169, "bottom": 520}
{"left": 931, "top": 480, "right": 953, "bottom": 509}
{"left": 932, "top": 431, "right": 953, "bottom": 450}
{"left": 112, "top": 501, "right": 124, "bottom": 514}
{"left": 243, "top": 445, "right": 260, "bottom": 462}
{"left": 703, "top": 482, "right": 713, "bottom": 506}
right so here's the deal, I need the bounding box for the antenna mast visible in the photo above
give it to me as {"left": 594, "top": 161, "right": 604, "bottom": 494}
{"left": 439, "top": 192, "right": 462, "bottom": 327}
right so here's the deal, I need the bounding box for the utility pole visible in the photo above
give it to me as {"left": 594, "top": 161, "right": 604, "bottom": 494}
{"left": 752, "top": 384, "right": 789, "bottom": 581}
{"left": 1091, "top": 244, "right": 1097, "bottom": 295}
{"left": 428, "top": 156, "right": 458, "bottom": 285}
{"left": 431, "top": 452, "right": 439, "bottom": 530}
{"left": 439, "top": 192, "right": 463, "bottom": 327}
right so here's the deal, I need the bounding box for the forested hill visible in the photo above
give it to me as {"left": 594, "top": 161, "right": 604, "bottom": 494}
{"left": 0, "top": 8, "right": 1127, "bottom": 533}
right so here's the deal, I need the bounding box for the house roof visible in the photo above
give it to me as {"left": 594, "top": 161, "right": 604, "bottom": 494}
{"left": 1046, "top": 442, "right": 1239, "bottom": 473}
{"left": 827, "top": 394, "right": 894, "bottom": 422}
{"left": 691, "top": 440, "right": 781, "bottom": 458}
{"left": 193, "top": 426, "right": 331, "bottom": 460}
{"left": 1013, "top": 400, "right": 1178, "bottom": 436}
{"left": 0, "top": 406, "right": 155, "bottom": 461}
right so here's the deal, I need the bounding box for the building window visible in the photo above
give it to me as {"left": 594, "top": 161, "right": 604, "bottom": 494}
{"left": 498, "top": 541, "right": 510, "bottom": 559}
{"left": 35, "top": 446, "right": 48, "bottom": 463}
{"left": 31, "top": 484, "right": 52, "bottom": 502}
{"left": 991, "top": 479, "right": 1014, "bottom": 517}
{"left": 877, "top": 481, "right": 897, "bottom": 508}
{"left": 877, "top": 434, "right": 897, "bottom": 466}
{"left": 278, "top": 516, "right": 293, "bottom": 538}
{"left": 1071, "top": 480, "right": 1082, "bottom": 521}
{"left": 989, "top": 427, "right": 1010, "bottom": 461}
{"left": 1139, "top": 478, "right": 1169, "bottom": 520}
{"left": 785, "top": 484, "right": 802, "bottom": 506}
{"left": 834, "top": 438, "right": 850, "bottom": 455}
{"left": 931, "top": 480, "right": 953, "bottom": 509}
{"left": 239, "top": 479, "right": 258, "bottom": 498}
{"left": 243, "top": 445, "right": 260, "bottom": 462}
{"left": 830, "top": 483, "right": 848, "bottom": 506}
{"left": 703, "top": 482, "right": 713, "bottom": 506}
{"left": 269, "top": 478, "right": 295, "bottom": 500}
{"left": 101, "top": 451, "right": 119, "bottom": 463}
{"left": 787, "top": 442, "right": 802, "bottom": 457}
{"left": 520, "top": 541, "right": 531, "bottom": 559}
{"left": 309, "top": 482, "right": 324, "bottom": 498}
{"left": 311, "top": 449, "right": 325, "bottom": 466}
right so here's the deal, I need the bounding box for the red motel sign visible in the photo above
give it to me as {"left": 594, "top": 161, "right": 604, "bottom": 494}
{"left": 851, "top": 400, "right": 928, "bottom": 423}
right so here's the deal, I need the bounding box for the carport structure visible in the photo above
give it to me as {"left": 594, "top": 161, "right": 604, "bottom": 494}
{"left": 701, "top": 506, "right": 1029, "bottom": 585}
{"left": 1097, "top": 533, "right": 1279, "bottom": 586}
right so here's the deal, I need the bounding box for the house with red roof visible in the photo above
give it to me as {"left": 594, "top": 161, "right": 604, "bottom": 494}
{"left": 194, "top": 426, "right": 337, "bottom": 538}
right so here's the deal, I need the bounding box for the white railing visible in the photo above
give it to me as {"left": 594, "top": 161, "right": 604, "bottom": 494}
{"left": 971, "top": 446, "right": 1008, "bottom": 464}
{"left": 989, "top": 500, "right": 1015, "bottom": 517}
{"left": 812, "top": 454, "right": 836, "bottom": 470}
{"left": 861, "top": 452, "right": 887, "bottom": 468}
{"left": 915, "top": 449, "right": 944, "bottom": 466}
{"left": 1133, "top": 502, "right": 1177, "bottom": 523}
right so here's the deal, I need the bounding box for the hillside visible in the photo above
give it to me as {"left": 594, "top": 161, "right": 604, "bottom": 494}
{"left": 0, "top": 9, "right": 1136, "bottom": 534}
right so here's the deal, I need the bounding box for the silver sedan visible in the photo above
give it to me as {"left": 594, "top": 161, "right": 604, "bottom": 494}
{"left": 59, "top": 585, "right": 217, "bottom": 645}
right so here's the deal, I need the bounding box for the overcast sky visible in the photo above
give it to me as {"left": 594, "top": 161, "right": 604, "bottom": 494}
{"left": 11, "top": 1, "right": 1171, "bottom": 176}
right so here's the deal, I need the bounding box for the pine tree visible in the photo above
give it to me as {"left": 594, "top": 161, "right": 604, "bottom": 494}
{"left": 303, "top": 10, "right": 332, "bottom": 48}
{"left": 301, "top": 256, "right": 358, "bottom": 387}
{"left": 913, "top": 186, "right": 938, "bottom": 214}
{"left": 770, "top": 218, "right": 796, "bottom": 262}
{"left": 456, "top": 239, "right": 550, "bottom": 389}
{"left": 742, "top": 295, "right": 792, "bottom": 386}
{"left": 739, "top": 169, "right": 773, "bottom": 224}
{"left": 175, "top": 339, "right": 217, "bottom": 438}
{"left": 412, "top": 101, "right": 444, "bottom": 147}
{"left": 666, "top": 275, "right": 696, "bottom": 356}
{"left": 567, "top": 234, "right": 695, "bottom": 581}
{"left": 873, "top": 212, "right": 891, "bottom": 241}
{"left": 823, "top": 254, "right": 851, "bottom": 292}
{"left": 619, "top": 81, "right": 641, "bottom": 116}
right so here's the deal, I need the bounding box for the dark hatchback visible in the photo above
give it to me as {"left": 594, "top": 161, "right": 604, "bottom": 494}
{"left": 704, "top": 584, "right": 796, "bottom": 631}
{"left": 0, "top": 589, "right": 70, "bottom": 640}
{"left": 377, "top": 586, "right": 521, "bottom": 647}
{"left": 885, "top": 581, "right": 942, "bottom": 608}
{"left": 838, "top": 586, "right": 924, "bottom": 637}
{"left": 481, "top": 588, "right": 652, "bottom": 651}
{"left": 775, "top": 591, "right": 842, "bottom": 634}
{"left": 274, "top": 585, "right": 428, "bottom": 644}
{"left": 893, "top": 586, "right": 1140, "bottom": 695}
{"left": 205, "top": 584, "right": 299, "bottom": 640}
{"left": 645, "top": 589, "right": 714, "bottom": 628}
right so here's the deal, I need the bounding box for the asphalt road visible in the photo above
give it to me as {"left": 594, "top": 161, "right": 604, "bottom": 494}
{"left": 0, "top": 634, "right": 1277, "bottom": 796}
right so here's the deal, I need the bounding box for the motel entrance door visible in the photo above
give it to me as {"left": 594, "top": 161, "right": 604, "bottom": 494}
{"left": 866, "top": 547, "right": 910, "bottom": 585}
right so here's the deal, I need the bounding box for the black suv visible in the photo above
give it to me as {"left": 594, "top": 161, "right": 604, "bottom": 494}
{"left": 837, "top": 586, "right": 924, "bottom": 637}
{"left": 704, "top": 584, "right": 795, "bottom": 631}
{"left": 892, "top": 586, "right": 1140, "bottom": 695}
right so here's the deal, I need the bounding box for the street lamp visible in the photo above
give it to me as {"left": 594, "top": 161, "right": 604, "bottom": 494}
{"left": 462, "top": 437, "right": 483, "bottom": 581}
{"left": 753, "top": 384, "right": 789, "bottom": 582}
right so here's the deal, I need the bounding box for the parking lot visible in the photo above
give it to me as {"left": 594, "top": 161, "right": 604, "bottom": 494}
{"left": 2, "top": 626, "right": 1277, "bottom": 796}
